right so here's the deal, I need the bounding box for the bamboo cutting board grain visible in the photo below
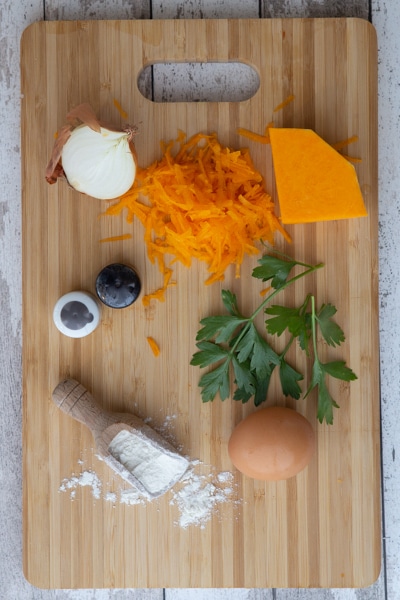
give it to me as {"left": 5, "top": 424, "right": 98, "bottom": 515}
{"left": 21, "top": 18, "right": 380, "bottom": 589}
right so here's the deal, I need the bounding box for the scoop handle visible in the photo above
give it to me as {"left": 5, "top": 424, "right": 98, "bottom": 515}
{"left": 52, "top": 379, "right": 114, "bottom": 436}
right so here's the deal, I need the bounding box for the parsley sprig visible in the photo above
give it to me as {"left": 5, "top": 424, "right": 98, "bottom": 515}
{"left": 190, "top": 252, "right": 357, "bottom": 424}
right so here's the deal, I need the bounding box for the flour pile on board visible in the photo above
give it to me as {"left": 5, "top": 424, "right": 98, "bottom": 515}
{"left": 58, "top": 457, "right": 240, "bottom": 527}
{"left": 58, "top": 413, "right": 242, "bottom": 527}
{"left": 170, "top": 464, "right": 237, "bottom": 528}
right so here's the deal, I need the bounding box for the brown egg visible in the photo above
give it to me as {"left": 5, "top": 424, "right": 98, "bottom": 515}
{"left": 228, "top": 406, "right": 316, "bottom": 481}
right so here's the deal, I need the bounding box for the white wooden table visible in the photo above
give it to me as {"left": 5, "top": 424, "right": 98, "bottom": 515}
{"left": 0, "top": 1, "right": 398, "bottom": 598}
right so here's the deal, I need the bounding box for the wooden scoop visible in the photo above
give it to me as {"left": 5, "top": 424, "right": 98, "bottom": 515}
{"left": 52, "top": 379, "right": 189, "bottom": 499}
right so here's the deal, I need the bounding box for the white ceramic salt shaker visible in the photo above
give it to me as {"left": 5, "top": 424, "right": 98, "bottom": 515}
{"left": 53, "top": 291, "right": 100, "bottom": 338}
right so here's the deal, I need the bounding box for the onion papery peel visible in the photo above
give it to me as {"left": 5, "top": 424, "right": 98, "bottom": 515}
{"left": 105, "top": 131, "right": 290, "bottom": 305}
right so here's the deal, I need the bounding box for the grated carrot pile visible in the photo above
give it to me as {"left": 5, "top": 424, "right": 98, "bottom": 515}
{"left": 106, "top": 131, "right": 289, "bottom": 305}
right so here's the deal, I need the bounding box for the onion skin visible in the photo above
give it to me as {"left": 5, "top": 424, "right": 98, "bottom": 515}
{"left": 45, "top": 103, "right": 138, "bottom": 198}
{"left": 45, "top": 124, "right": 72, "bottom": 184}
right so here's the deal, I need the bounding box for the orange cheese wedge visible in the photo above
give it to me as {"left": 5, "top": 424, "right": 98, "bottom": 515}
{"left": 269, "top": 128, "right": 368, "bottom": 224}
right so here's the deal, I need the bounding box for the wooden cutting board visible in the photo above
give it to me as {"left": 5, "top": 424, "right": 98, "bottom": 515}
{"left": 21, "top": 18, "right": 380, "bottom": 589}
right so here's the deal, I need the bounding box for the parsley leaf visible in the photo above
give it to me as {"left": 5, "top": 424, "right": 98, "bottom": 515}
{"left": 253, "top": 370, "right": 274, "bottom": 406}
{"left": 305, "top": 361, "right": 338, "bottom": 424}
{"left": 279, "top": 359, "right": 303, "bottom": 399}
{"left": 198, "top": 361, "right": 230, "bottom": 402}
{"left": 233, "top": 386, "right": 253, "bottom": 403}
{"left": 233, "top": 365, "right": 275, "bottom": 406}
{"left": 322, "top": 360, "right": 357, "bottom": 381}
{"left": 236, "top": 323, "right": 279, "bottom": 376}
{"left": 316, "top": 303, "right": 345, "bottom": 347}
{"left": 314, "top": 370, "right": 339, "bottom": 425}
{"left": 250, "top": 334, "right": 280, "bottom": 378}
{"left": 196, "top": 315, "right": 247, "bottom": 343}
{"left": 232, "top": 357, "right": 256, "bottom": 395}
{"left": 190, "top": 341, "right": 229, "bottom": 368}
{"left": 234, "top": 324, "right": 256, "bottom": 363}
{"left": 221, "top": 289, "right": 242, "bottom": 317}
{"left": 252, "top": 255, "right": 297, "bottom": 289}
{"left": 265, "top": 296, "right": 313, "bottom": 352}
{"left": 305, "top": 296, "right": 357, "bottom": 423}
{"left": 265, "top": 305, "right": 308, "bottom": 338}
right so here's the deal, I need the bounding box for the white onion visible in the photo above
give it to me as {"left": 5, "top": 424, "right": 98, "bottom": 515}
{"left": 45, "top": 103, "right": 138, "bottom": 201}
{"left": 62, "top": 124, "right": 136, "bottom": 200}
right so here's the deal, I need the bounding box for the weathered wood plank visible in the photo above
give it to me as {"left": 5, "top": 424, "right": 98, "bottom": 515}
{"left": 370, "top": 0, "right": 400, "bottom": 598}
{"left": 44, "top": 0, "right": 151, "bottom": 20}
{"left": 260, "top": 0, "right": 369, "bottom": 19}
{"left": 152, "top": 0, "right": 259, "bottom": 19}
{"left": 165, "top": 591, "right": 273, "bottom": 599}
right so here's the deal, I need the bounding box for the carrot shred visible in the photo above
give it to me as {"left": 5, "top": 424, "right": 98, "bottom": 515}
{"left": 331, "top": 135, "right": 359, "bottom": 150}
{"left": 106, "top": 132, "right": 289, "bottom": 304}
{"left": 341, "top": 154, "right": 362, "bottom": 164}
{"left": 273, "top": 94, "right": 295, "bottom": 112}
{"left": 142, "top": 289, "right": 166, "bottom": 307}
{"left": 259, "top": 286, "right": 272, "bottom": 297}
{"left": 146, "top": 336, "right": 160, "bottom": 357}
{"left": 113, "top": 98, "right": 128, "bottom": 121}
{"left": 99, "top": 233, "right": 132, "bottom": 243}
{"left": 237, "top": 121, "right": 275, "bottom": 145}
{"left": 265, "top": 122, "right": 274, "bottom": 135}
{"left": 236, "top": 127, "right": 271, "bottom": 144}
{"left": 331, "top": 136, "right": 361, "bottom": 162}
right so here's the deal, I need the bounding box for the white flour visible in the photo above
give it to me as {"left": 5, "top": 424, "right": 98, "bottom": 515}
{"left": 59, "top": 470, "right": 102, "bottom": 500}
{"left": 104, "top": 491, "right": 117, "bottom": 503}
{"left": 170, "top": 465, "right": 236, "bottom": 528}
{"left": 108, "top": 429, "right": 188, "bottom": 496}
{"left": 58, "top": 416, "right": 241, "bottom": 528}
{"left": 59, "top": 457, "right": 240, "bottom": 527}
{"left": 120, "top": 488, "right": 146, "bottom": 506}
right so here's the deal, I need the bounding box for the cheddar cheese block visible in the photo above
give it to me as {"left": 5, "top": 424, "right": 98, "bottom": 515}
{"left": 269, "top": 128, "right": 368, "bottom": 224}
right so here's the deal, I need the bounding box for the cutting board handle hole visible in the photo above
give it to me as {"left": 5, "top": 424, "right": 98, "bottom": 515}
{"left": 138, "top": 62, "right": 259, "bottom": 103}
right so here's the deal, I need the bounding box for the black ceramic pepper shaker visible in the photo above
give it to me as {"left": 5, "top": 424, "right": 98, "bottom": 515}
{"left": 95, "top": 263, "right": 141, "bottom": 309}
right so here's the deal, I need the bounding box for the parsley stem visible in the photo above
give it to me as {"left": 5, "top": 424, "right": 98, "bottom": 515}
{"left": 249, "top": 264, "right": 323, "bottom": 322}
{"left": 310, "top": 294, "right": 319, "bottom": 361}
{"left": 280, "top": 335, "right": 295, "bottom": 359}
{"left": 261, "top": 246, "right": 322, "bottom": 271}
{"left": 227, "top": 264, "right": 322, "bottom": 358}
